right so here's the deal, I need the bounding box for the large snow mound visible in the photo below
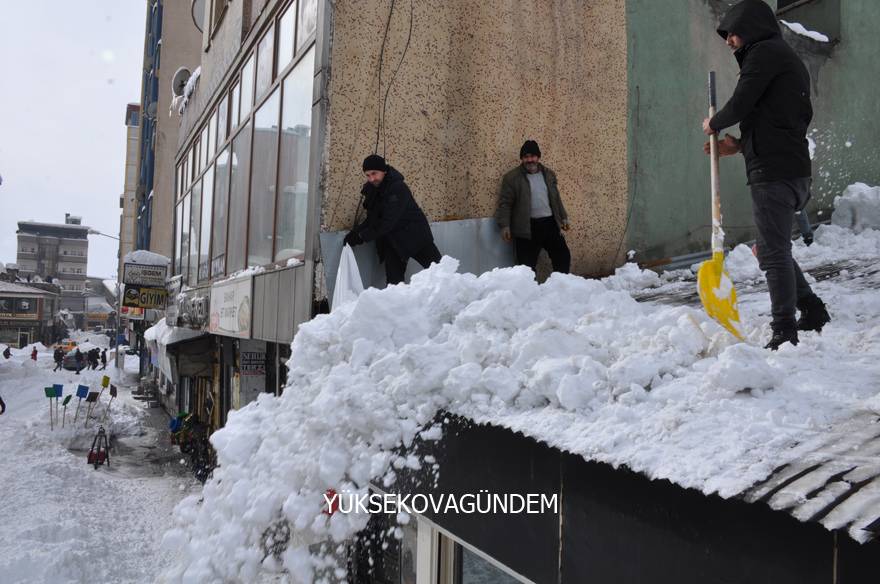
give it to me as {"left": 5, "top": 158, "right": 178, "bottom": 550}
{"left": 832, "top": 182, "right": 880, "bottom": 233}
{"left": 162, "top": 184, "right": 880, "bottom": 582}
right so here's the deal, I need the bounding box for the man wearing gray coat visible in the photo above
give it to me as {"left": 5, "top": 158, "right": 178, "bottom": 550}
{"left": 495, "top": 140, "right": 571, "bottom": 274}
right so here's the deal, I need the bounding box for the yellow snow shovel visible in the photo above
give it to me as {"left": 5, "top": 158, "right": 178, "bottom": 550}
{"left": 698, "top": 72, "right": 743, "bottom": 340}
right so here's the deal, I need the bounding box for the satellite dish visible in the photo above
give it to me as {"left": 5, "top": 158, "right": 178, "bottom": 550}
{"left": 191, "top": 0, "right": 206, "bottom": 33}
{"left": 171, "top": 67, "right": 192, "bottom": 98}
{"left": 146, "top": 102, "right": 158, "bottom": 119}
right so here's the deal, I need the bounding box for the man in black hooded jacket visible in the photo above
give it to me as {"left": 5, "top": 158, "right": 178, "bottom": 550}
{"left": 703, "top": 0, "right": 830, "bottom": 350}
{"left": 344, "top": 155, "right": 441, "bottom": 285}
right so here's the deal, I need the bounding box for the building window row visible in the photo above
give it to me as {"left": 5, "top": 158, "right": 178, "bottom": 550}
{"left": 174, "top": 0, "right": 317, "bottom": 285}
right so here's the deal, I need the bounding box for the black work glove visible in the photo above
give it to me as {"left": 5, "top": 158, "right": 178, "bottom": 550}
{"left": 343, "top": 230, "right": 363, "bottom": 247}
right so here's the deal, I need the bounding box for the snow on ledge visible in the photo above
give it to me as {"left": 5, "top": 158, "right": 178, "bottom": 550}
{"left": 780, "top": 20, "right": 830, "bottom": 43}
{"left": 123, "top": 250, "right": 171, "bottom": 267}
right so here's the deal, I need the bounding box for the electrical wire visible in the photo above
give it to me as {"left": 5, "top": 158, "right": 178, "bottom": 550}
{"left": 373, "top": 0, "right": 398, "bottom": 155}
{"left": 381, "top": 0, "right": 414, "bottom": 158}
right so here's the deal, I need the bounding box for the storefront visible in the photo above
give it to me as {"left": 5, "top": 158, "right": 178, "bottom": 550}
{"left": 0, "top": 283, "right": 57, "bottom": 347}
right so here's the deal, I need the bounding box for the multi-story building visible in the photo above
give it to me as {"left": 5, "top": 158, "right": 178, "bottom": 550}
{"left": 16, "top": 214, "right": 89, "bottom": 317}
{"left": 118, "top": 103, "right": 141, "bottom": 280}
{"left": 0, "top": 281, "right": 59, "bottom": 348}
{"left": 134, "top": 0, "right": 202, "bottom": 260}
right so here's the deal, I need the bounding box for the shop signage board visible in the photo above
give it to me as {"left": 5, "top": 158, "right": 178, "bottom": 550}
{"left": 209, "top": 277, "right": 252, "bottom": 339}
{"left": 122, "top": 286, "right": 167, "bottom": 310}
{"left": 122, "top": 263, "right": 168, "bottom": 287}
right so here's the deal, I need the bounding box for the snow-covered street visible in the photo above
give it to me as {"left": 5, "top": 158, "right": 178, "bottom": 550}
{"left": 0, "top": 338, "right": 198, "bottom": 583}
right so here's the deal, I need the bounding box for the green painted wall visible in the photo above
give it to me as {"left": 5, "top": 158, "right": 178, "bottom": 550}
{"left": 625, "top": 0, "right": 880, "bottom": 263}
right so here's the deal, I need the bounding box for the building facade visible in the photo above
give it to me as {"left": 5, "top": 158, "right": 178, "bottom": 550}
{"left": 0, "top": 281, "right": 59, "bottom": 348}
{"left": 16, "top": 215, "right": 89, "bottom": 318}
{"left": 119, "top": 103, "right": 141, "bottom": 280}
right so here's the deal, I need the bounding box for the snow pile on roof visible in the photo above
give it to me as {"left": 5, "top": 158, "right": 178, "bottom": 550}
{"left": 832, "top": 182, "right": 880, "bottom": 233}
{"left": 780, "top": 20, "right": 830, "bottom": 43}
{"left": 144, "top": 317, "right": 202, "bottom": 348}
{"left": 162, "top": 187, "right": 880, "bottom": 582}
{"left": 123, "top": 249, "right": 170, "bottom": 267}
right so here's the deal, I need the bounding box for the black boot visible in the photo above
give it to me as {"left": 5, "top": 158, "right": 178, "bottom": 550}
{"left": 797, "top": 294, "right": 830, "bottom": 332}
{"left": 765, "top": 326, "right": 799, "bottom": 351}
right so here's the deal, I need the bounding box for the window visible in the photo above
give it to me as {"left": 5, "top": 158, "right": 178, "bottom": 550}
{"left": 201, "top": 125, "right": 210, "bottom": 171}
{"left": 227, "top": 122, "right": 252, "bottom": 273}
{"left": 777, "top": 0, "right": 840, "bottom": 41}
{"left": 181, "top": 194, "right": 191, "bottom": 279}
{"left": 278, "top": 1, "right": 296, "bottom": 73}
{"left": 256, "top": 28, "right": 275, "bottom": 99}
{"left": 211, "top": 0, "right": 230, "bottom": 32}
{"left": 275, "top": 47, "right": 314, "bottom": 262}
{"left": 297, "top": 0, "right": 318, "bottom": 53}
{"left": 240, "top": 54, "right": 256, "bottom": 120}
{"left": 248, "top": 89, "right": 280, "bottom": 267}
{"left": 199, "top": 165, "right": 215, "bottom": 281}
{"left": 189, "top": 180, "right": 202, "bottom": 286}
{"left": 231, "top": 80, "right": 241, "bottom": 129}
{"left": 212, "top": 147, "right": 231, "bottom": 277}
{"left": 217, "top": 95, "right": 229, "bottom": 148}
{"left": 207, "top": 109, "right": 218, "bottom": 162}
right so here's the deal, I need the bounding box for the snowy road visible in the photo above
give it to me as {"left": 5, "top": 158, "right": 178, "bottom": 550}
{"left": 0, "top": 346, "right": 197, "bottom": 584}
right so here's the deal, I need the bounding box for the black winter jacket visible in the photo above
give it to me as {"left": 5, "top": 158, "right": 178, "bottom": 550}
{"left": 710, "top": 0, "right": 812, "bottom": 184}
{"left": 354, "top": 167, "right": 434, "bottom": 262}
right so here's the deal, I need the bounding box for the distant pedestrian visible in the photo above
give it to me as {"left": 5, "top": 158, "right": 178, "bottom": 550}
{"left": 53, "top": 347, "right": 64, "bottom": 371}
{"left": 30, "top": 347, "right": 38, "bottom": 361}
{"left": 100, "top": 349, "right": 107, "bottom": 370}
{"left": 74, "top": 349, "right": 84, "bottom": 375}
{"left": 2, "top": 347, "right": 10, "bottom": 359}
{"left": 90, "top": 349, "right": 99, "bottom": 370}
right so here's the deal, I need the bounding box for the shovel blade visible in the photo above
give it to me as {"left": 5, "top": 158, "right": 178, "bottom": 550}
{"left": 698, "top": 252, "right": 744, "bottom": 340}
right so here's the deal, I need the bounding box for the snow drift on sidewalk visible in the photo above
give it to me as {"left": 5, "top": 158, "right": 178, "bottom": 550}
{"left": 162, "top": 192, "right": 880, "bottom": 583}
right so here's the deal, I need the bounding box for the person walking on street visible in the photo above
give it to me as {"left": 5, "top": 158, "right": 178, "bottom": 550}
{"left": 30, "top": 347, "right": 38, "bottom": 361}
{"left": 100, "top": 349, "right": 107, "bottom": 370}
{"left": 2, "top": 346, "right": 10, "bottom": 359}
{"left": 495, "top": 140, "right": 572, "bottom": 275}
{"left": 53, "top": 347, "right": 64, "bottom": 371}
{"left": 74, "top": 348, "right": 84, "bottom": 375}
{"left": 344, "top": 155, "right": 442, "bottom": 286}
{"left": 703, "top": 0, "right": 829, "bottom": 350}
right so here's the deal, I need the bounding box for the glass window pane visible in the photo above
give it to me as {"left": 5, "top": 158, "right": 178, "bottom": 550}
{"left": 201, "top": 126, "right": 210, "bottom": 170}
{"left": 187, "top": 148, "right": 194, "bottom": 187}
{"left": 212, "top": 147, "right": 231, "bottom": 277}
{"left": 278, "top": 1, "right": 296, "bottom": 73}
{"left": 176, "top": 163, "right": 182, "bottom": 198}
{"left": 231, "top": 81, "right": 241, "bottom": 129}
{"left": 240, "top": 55, "right": 255, "bottom": 119}
{"left": 297, "top": 0, "right": 317, "bottom": 52}
{"left": 248, "top": 89, "right": 280, "bottom": 267}
{"left": 208, "top": 109, "right": 218, "bottom": 162}
{"left": 200, "top": 164, "right": 214, "bottom": 282}
{"left": 457, "top": 545, "right": 521, "bottom": 584}
{"left": 256, "top": 27, "right": 275, "bottom": 98}
{"left": 180, "top": 194, "right": 191, "bottom": 279}
{"left": 189, "top": 180, "right": 202, "bottom": 286}
{"left": 275, "top": 47, "right": 314, "bottom": 262}
{"left": 175, "top": 202, "right": 183, "bottom": 275}
{"left": 218, "top": 95, "right": 229, "bottom": 146}
{"left": 227, "top": 122, "right": 252, "bottom": 273}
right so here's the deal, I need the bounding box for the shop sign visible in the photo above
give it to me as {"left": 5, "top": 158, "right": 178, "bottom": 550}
{"left": 209, "top": 277, "right": 252, "bottom": 339}
{"left": 122, "top": 263, "right": 168, "bottom": 287}
{"left": 122, "top": 286, "right": 167, "bottom": 309}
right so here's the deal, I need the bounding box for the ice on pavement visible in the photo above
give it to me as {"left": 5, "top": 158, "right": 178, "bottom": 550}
{"left": 162, "top": 184, "right": 880, "bottom": 583}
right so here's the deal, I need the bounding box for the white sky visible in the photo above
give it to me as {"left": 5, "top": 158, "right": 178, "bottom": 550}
{"left": 0, "top": 1, "right": 147, "bottom": 279}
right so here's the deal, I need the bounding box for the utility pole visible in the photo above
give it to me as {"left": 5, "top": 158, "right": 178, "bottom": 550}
{"left": 87, "top": 228, "right": 124, "bottom": 370}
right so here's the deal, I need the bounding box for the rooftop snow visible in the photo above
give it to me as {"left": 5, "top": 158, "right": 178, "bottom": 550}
{"left": 162, "top": 184, "right": 880, "bottom": 582}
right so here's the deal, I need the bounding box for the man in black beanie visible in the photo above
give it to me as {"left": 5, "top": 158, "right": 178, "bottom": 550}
{"left": 495, "top": 140, "right": 571, "bottom": 274}
{"left": 344, "top": 154, "right": 441, "bottom": 285}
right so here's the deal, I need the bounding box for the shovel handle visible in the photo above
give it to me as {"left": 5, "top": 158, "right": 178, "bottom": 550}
{"left": 708, "top": 71, "right": 723, "bottom": 253}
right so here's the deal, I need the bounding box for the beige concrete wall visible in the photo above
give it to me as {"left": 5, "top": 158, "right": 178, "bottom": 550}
{"left": 323, "top": 0, "right": 628, "bottom": 276}
{"left": 149, "top": 0, "right": 203, "bottom": 259}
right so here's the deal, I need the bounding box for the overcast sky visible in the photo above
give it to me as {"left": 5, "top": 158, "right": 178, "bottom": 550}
{"left": 0, "top": 1, "right": 146, "bottom": 280}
